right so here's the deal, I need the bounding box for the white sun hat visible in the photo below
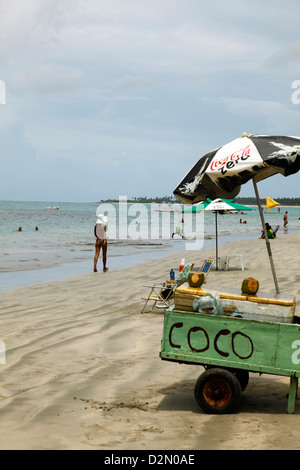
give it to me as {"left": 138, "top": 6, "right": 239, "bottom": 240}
{"left": 96, "top": 214, "right": 108, "bottom": 225}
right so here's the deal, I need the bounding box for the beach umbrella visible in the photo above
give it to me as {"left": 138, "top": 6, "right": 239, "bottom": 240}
{"left": 204, "top": 199, "right": 237, "bottom": 271}
{"left": 174, "top": 133, "right": 300, "bottom": 293}
{"left": 181, "top": 199, "right": 211, "bottom": 213}
{"left": 182, "top": 197, "right": 253, "bottom": 269}
{"left": 221, "top": 199, "right": 254, "bottom": 212}
{"left": 182, "top": 198, "right": 252, "bottom": 213}
{"left": 203, "top": 198, "right": 252, "bottom": 270}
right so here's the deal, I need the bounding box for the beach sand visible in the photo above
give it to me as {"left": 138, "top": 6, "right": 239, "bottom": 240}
{"left": 0, "top": 231, "right": 300, "bottom": 450}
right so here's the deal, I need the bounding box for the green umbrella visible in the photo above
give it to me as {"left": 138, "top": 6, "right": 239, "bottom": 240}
{"left": 182, "top": 198, "right": 253, "bottom": 213}
{"left": 181, "top": 199, "right": 211, "bottom": 213}
{"left": 221, "top": 199, "right": 254, "bottom": 212}
{"left": 182, "top": 198, "right": 253, "bottom": 270}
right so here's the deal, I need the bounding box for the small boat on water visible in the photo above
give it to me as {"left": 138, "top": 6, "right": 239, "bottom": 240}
{"left": 45, "top": 206, "right": 59, "bottom": 210}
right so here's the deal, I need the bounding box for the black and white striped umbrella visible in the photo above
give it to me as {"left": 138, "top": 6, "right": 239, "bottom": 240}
{"left": 174, "top": 133, "right": 300, "bottom": 293}
{"left": 174, "top": 134, "right": 300, "bottom": 204}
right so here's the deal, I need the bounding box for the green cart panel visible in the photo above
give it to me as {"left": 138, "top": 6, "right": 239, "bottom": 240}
{"left": 160, "top": 308, "right": 300, "bottom": 378}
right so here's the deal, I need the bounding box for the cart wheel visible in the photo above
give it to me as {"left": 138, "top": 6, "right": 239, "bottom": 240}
{"left": 205, "top": 365, "right": 249, "bottom": 392}
{"left": 194, "top": 368, "right": 242, "bottom": 414}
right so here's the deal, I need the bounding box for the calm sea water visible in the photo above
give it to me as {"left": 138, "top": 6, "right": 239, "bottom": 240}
{"left": 1, "top": 200, "right": 300, "bottom": 292}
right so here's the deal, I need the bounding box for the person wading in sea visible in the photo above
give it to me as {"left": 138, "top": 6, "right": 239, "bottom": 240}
{"left": 94, "top": 214, "right": 108, "bottom": 273}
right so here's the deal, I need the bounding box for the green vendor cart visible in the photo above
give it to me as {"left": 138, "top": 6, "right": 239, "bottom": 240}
{"left": 168, "top": 134, "right": 300, "bottom": 414}
{"left": 160, "top": 302, "right": 300, "bottom": 414}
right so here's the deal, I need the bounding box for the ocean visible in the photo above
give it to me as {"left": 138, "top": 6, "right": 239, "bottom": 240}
{"left": 1, "top": 200, "right": 300, "bottom": 292}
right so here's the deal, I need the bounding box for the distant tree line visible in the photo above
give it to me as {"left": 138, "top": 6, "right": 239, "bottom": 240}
{"left": 99, "top": 196, "right": 300, "bottom": 205}
{"left": 99, "top": 195, "right": 179, "bottom": 203}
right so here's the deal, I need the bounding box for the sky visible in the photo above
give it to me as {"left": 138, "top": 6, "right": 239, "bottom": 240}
{"left": 1, "top": 0, "right": 300, "bottom": 202}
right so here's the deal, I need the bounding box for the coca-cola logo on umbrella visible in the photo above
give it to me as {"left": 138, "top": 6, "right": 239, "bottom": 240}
{"left": 209, "top": 144, "right": 251, "bottom": 174}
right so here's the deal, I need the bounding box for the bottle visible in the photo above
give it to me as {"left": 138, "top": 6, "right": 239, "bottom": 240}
{"left": 179, "top": 258, "right": 185, "bottom": 272}
{"left": 170, "top": 269, "right": 175, "bottom": 281}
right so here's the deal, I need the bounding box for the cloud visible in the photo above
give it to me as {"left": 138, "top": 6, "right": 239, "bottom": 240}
{"left": 1, "top": 0, "right": 300, "bottom": 200}
{"left": 221, "top": 97, "right": 282, "bottom": 118}
{"left": 265, "top": 40, "right": 300, "bottom": 70}
{"left": 112, "top": 75, "right": 153, "bottom": 93}
{"left": 0, "top": 103, "right": 20, "bottom": 130}
{"left": 11, "top": 64, "right": 84, "bottom": 97}
{"left": 0, "top": 0, "right": 70, "bottom": 58}
{"left": 219, "top": 96, "right": 300, "bottom": 134}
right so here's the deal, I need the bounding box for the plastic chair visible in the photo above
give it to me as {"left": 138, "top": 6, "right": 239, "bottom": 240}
{"left": 197, "top": 259, "right": 214, "bottom": 276}
{"left": 225, "top": 254, "right": 244, "bottom": 271}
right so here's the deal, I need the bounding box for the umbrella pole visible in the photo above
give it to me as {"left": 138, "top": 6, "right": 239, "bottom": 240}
{"left": 252, "top": 180, "right": 280, "bottom": 294}
{"left": 215, "top": 211, "right": 218, "bottom": 270}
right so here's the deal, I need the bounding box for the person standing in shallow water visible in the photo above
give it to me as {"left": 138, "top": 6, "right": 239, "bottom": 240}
{"left": 284, "top": 211, "right": 288, "bottom": 227}
{"left": 94, "top": 214, "right": 108, "bottom": 273}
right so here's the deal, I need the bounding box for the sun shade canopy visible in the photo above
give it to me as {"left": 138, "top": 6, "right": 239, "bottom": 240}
{"left": 174, "top": 134, "right": 300, "bottom": 204}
